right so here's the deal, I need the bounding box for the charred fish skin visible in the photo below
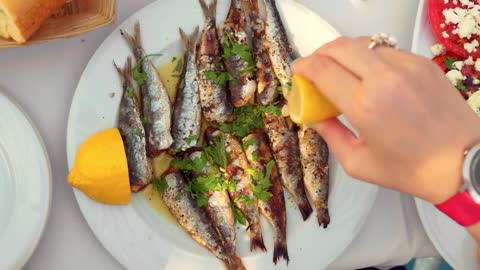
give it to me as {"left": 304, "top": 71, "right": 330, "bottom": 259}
{"left": 243, "top": 131, "right": 289, "bottom": 264}
{"left": 171, "top": 27, "right": 202, "bottom": 153}
{"left": 189, "top": 151, "right": 238, "bottom": 258}
{"left": 114, "top": 57, "right": 153, "bottom": 192}
{"left": 246, "top": 0, "right": 279, "bottom": 105}
{"left": 263, "top": 0, "right": 294, "bottom": 88}
{"left": 197, "top": 0, "right": 233, "bottom": 123}
{"left": 263, "top": 112, "right": 313, "bottom": 220}
{"left": 161, "top": 171, "right": 245, "bottom": 270}
{"left": 206, "top": 129, "right": 266, "bottom": 252}
{"left": 121, "top": 22, "right": 173, "bottom": 157}
{"left": 298, "top": 127, "right": 330, "bottom": 228}
{"left": 219, "top": 0, "right": 256, "bottom": 107}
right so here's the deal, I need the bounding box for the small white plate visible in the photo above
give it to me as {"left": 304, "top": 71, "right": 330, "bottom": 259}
{"left": 67, "top": 0, "right": 379, "bottom": 269}
{"left": 412, "top": 1, "right": 480, "bottom": 269}
{"left": 0, "top": 91, "right": 52, "bottom": 270}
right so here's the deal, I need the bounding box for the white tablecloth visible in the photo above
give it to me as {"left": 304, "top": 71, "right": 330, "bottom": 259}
{"left": 0, "top": 0, "right": 439, "bottom": 269}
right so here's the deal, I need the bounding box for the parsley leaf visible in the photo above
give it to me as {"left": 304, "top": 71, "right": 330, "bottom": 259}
{"left": 135, "top": 127, "right": 144, "bottom": 137}
{"left": 204, "top": 134, "right": 228, "bottom": 169}
{"left": 185, "top": 135, "right": 198, "bottom": 145}
{"left": 174, "top": 58, "right": 184, "bottom": 73}
{"left": 204, "top": 71, "right": 237, "bottom": 87}
{"left": 232, "top": 205, "right": 247, "bottom": 225}
{"left": 234, "top": 194, "right": 254, "bottom": 206}
{"left": 171, "top": 56, "right": 177, "bottom": 62}
{"left": 152, "top": 178, "right": 169, "bottom": 193}
{"left": 175, "top": 192, "right": 183, "bottom": 201}
{"left": 444, "top": 57, "right": 457, "bottom": 71}
{"left": 456, "top": 81, "right": 468, "bottom": 91}
{"left": 131, "top": 54, "right": 163, "bottom": 85}
{"left": 141, "top": 116, "right": 148, "bottom": 125}
{"left": 242, "top": 137, "right": 257, "bottom": 151}
{"left": 249, "top": 160, "right": 274, "bottom": 202}
{"left": 125, "top": 87, "right": 135, "bottom": 98}
{"left": 219, "top": 105, "right": 280, "bottom": 138}
{"left": 196, "top": 195, "right": 208, "bottom": 207}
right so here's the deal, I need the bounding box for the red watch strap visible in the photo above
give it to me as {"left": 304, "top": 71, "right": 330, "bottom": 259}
{"left": 436, "top": 191, "right": 480, "bottom": 226}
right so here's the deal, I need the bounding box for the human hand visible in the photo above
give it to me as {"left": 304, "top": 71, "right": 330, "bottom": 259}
{"left": 292, "top": 37, "right": 480, "bottom": 205}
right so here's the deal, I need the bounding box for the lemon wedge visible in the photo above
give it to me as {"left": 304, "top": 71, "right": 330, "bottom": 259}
{"left": 68, "top": 128, "right": 131, "bottom": 205}
{"left": 288, "top": 74, "right": 340, "bottom": 124}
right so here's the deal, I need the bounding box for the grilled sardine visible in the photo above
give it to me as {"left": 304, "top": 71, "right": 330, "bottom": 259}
{"left": 114, "top": 57, "right": 153, "bottom": 192}
{"left": 197, "top": 0, "right": 233, "bottom": 123}
{"left": 121, "top": 22, "right": 173, "bottom": 157}
{"left": 243, "top": 131, "right": 289, "bottom": 264}
{"left": 298, "top": 127, "right": 330, "bottom": 228}
{"left": 206, "top": 128, "right": 266, "bottom": 252}
{"left": 246, "top": 0, "right": 279, "bottom": 105}
{"left": 171, "top": 27, "right": 202, "bottom": 153}
{"left": 219, "top": 0, "right": 256, "bottom": 107}
{"left": 263, "top": 111, "right": 313, "bottom": 220}
{"left": 161, "top": 171, "right": 244, "bottom": 270}
{"left": 189, "top": 151, "right": 238, "bottom": 258}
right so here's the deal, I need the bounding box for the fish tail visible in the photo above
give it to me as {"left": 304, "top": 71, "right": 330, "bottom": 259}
{"left": 297, "top": 196, "right": 313, "bottom": 221}
{"left": 273, "top": 238, "right": 289, "bottom": 265}
{"left": 179, "top": 26, "right": 199, "bottom": 52}
{"left": 317, "top": 208, "right": 330, "bottom": 228}
{"left": 249, "top": 232, "right": 267, "bottom": 252}
{"left": 124, "top": 56, "right": 133, "bottom": 85}
{"left": 113, "top": 61, "right": 125, "bottom": 84}
{"left": 120, "top": 21, "right": 143, "bottom": 60}
{"left": 224, "top": 255, "right": 246, "bottom": 270}
{"left": 199, "top": 0, "right": 216, "bottom": 20}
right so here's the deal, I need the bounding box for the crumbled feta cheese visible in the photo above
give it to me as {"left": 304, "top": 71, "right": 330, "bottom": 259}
{"left": 467, "top": 91, "right": 480, "bottom": 116}
{"left": 445, "top": 0, "right": 449, "bottom": 4}
{"left": 430, "top": 43, "right": 446, "bottom": 56}
{"left": 454, "top": 61, "right": 465, "bottom": 70}
{"left": 443, "top": 8, "right": 463, "bottom": 24}
{"left": 475, "top": 58, "right": 480, "bottom": 71}
{"left": 442, "top": 31, "right": 450, "bottom": 38}
{"left": 441, "top": 23, "right": 446, "bottom": 28}
{"left": 458, "top": 14, "right": 476, "bottom": 38}
{"left": 446, "top": 69, "right": 466, "bottom": 85}
{"left": 466, "top": 56, "right": 475, "bottom": 65}
{"left": 464, "top": 39, "right": 480, "bottom": 53}
{"left": 443, "top": 5, "right": 480, "bottom": 42}
{"left": 474, "top": 78, "right": 480, "bottom": 84}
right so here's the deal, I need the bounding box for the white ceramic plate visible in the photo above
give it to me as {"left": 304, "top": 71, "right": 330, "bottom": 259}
{"left": 0, "top": 91, "right": 52, "bottom": 270}
{"left": 412, "top": 1, "right": 480, "bottom": 269}
{"left": 66, "top": 0, "right": 379, "bottom": 269}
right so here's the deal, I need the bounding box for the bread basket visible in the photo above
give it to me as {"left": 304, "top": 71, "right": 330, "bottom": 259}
{"left": 0, "top": 0, "right": 116, "bottom": 49}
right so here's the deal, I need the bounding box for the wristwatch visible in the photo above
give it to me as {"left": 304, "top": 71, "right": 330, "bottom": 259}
{"left": 436, "top": 144, "right": 480, "bottom": 227}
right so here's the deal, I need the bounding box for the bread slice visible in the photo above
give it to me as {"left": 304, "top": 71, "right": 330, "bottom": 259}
{"left": 0, "top": 0, "right": 65, "bottom": 44}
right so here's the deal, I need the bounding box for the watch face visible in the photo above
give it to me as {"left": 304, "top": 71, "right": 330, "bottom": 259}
{"left": 470, "top": 148, "right": 480, "bottom": 194}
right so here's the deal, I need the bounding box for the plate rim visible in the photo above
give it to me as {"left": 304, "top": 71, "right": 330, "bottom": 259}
{"left": 66, "top": 0, "right": 379, "bottom": 269}
{"left": 411, "top": 0, "right": 471, "bottom": 268}
{"left": 0, "top": 89, "right": 53, "bottom": 269}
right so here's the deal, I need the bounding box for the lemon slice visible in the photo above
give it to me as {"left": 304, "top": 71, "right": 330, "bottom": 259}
{"left": 68, "top": 128, "right": 131, "bottom": 205}
{"left": 288, "top": 74, "right": 340, "bottom": 124}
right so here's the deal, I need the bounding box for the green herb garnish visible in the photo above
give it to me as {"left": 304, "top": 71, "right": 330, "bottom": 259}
{"left": 175, "top": 192, "right": 183, "bottom": 201}
{"left": 171, "top": 56, "right": 177, "bottom": 62}
{"left": 131, "top": 54, "right": 163, "bottom": 84}
{"left": 185, "top": 135, "right": 198, "bottom": 145}
{"left": 219, "top": 105, "right": 280, "bottom": 137}
{"left": 204, "top": 134, "right": 228, "bottom": 169}
{"left": 152, "top": 178, "right": 169, "bottom": 193}
{"left": 141, "top": 116, "right": 148, "bottom": 125}
{"left": 125, "top": 87, "right": 135, "bottom": 98}
{"left": 456, "top": 81, "right": 468, "bottom": 91}
{"left": 232, "top": 205, "right": 247, "bottom": 225}
{"left": 135, "top": 127, "right": 143, "bottom": 137}
{"left": 242, "top": 137, "right": 257, "bottom": 151}
{"left": 204, "top": 71, "right": 237, "bottom": 87}
{"left": 174, "top": 59, "right": 184, "bottom": 73}
{"left": 444, "top": 57, "right": 457, "bottom": 70}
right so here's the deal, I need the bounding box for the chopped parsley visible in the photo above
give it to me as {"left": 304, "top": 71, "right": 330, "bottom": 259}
{"left": 152, "top": 178, "right": 169, "bottom": 193}
{"left": 276, "top": 84, "right": 283, "bottom": 96}
{"left": 175, "top": 192, "right": 183, "bottom": 201}
{"left": 456, "top": 81, "right": 468, "bottom": 91}
{"left": 222, "top": 31, "right": 257, "bottom": 74}
{"left": 174, "top": 58, "right": 184, "bottom": 73}
{"left": 125, "top": 87, "right": 135, "bottom": 98}
{"left": 185, "top": 135, "right": 198, "bottom": 145}
{"left": 218, "top": 216, "right": 224, "bottom": 223}
{"left": 135, "top": 127, "right": 143, "bottom": 137}
{"left": 204, "top": 134, "right": 228, "bottom": 169}
{"left": 286, "top": 81, "right": 292, "bottom": 92}
{"left": 444, "top": 57, "right": 457, "bottom": 71}
{"left": 232, "top": 205, "right": 247, "bottom": 225}
{"left": 219, "top": 105, "right": 281, "bottom": 138}
{"left": 242, "top": 137, "right": 257, "bottom": 151}
{"left": 171, "top": 56, "right": 177, "bottom": 62}
{"left": 248, "top": 160, "right": 275, "bottom": 202}
{"left": 141, "top": 116, "right": 148, "bottom": 125}
{"left": 234, "top": 194, "right": 254, "bottom": 206}
{"left": 132, "top": 53, "right": 163, "bottom": 84}
{"left": 204, "top": 71, "right": 237, "bottom": 87}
